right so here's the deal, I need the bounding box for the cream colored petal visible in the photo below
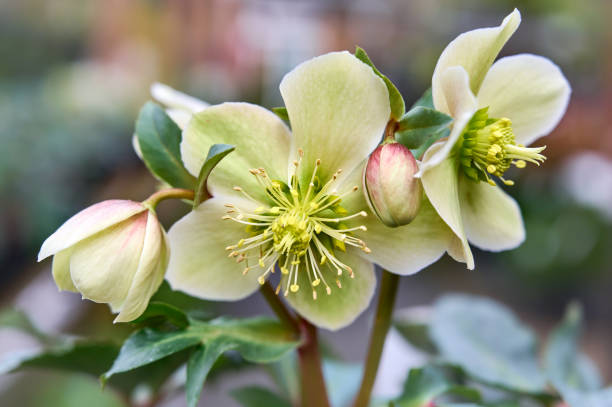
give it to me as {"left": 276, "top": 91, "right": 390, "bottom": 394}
{"left": 69, "top": 212, "right": 148, "bottom": 306}
{"left": 458, "top": 176, "right": 525, "bottom": 252}
{"left": 283, "top": 250, "right": 376, "bottom": 331}
{"left": 51, "top": 248, "right": 78, "bottom": 292}
{"left": 181, "top": 103, "right": 291, "bottom": 203}
{"left": 418, "top": 67, "right": 477, "bottom": 175}
{"left": 151, "top": 82, "right": 209, "bottom": 113}
{"left": 420, "top": 143, "right": 474, "bottom": 269}
{"left": 432, "top": 9, "right": 521, "bottom": 114}
{"left": 279, "top": 51, "right": 390, "bottom": 187}
{"left": 165, "top": 196, "right": 262, "bottom": 300}
{"left": 477, "top": 54, "right": 571, "bottom": 146}
{"left": 114, "top": 213, "right": 169, "bottom": 323}
{"left": 38, "top": 200, "right": 146, "bottom": 261}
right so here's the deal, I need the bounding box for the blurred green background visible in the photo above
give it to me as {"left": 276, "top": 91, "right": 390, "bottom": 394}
{"left": 1, "top": 0, "right": 611, "bottom": 406}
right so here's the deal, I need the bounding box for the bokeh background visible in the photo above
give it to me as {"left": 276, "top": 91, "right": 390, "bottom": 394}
{"left": 1, "top": 0, "right": 611, "bottom": 406}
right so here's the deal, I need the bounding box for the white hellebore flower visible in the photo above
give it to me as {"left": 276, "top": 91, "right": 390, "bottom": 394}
{"left": 167, "top": 52, "right": 458, "bottom": 330}
{"left": 38, "top": 200, "right": 169, "bottom": 323}
{"left": 418, "top": 9, "right": 571, "bottom": 269}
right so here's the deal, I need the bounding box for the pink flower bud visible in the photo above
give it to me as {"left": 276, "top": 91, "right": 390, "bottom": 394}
{"left": 38, "top": 200, "right": 169, "bottom": 323}
{"left": 364, "top": 142, "right": 423, "bottom": 227}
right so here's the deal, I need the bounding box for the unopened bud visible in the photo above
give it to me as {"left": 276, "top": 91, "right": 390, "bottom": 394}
{"left": 38, "top": 200, "right": 169, "bottom": 323}
{"left": 364, "top": 142, "right": 423, "bottom": 227}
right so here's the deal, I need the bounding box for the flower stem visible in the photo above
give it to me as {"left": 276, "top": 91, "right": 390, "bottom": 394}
{"left": 297, "top": 317, "right": 330, "bottom": 407}
{"left": 143, "top": 188, "right": 195, "bottom": 210}
{"left": 353, "top": 270, "right": 400, "bottom": 407}
{"left": 260, "top": 282, "right": 300, "bottom": 335}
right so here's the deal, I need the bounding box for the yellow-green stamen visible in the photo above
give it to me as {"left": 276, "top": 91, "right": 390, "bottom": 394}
{"left": 459, "top": 107, "right": 546, "bottom": 186}
{"left": 223, "top": 150, "right": 369, "bottom": 299}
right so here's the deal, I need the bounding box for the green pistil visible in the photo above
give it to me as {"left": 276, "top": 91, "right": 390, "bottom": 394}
{"left": 459, "top": 107, "right": 546, "bottom": 186}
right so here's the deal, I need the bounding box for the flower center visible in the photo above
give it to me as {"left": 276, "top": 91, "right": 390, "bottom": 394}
{"left": 459, "top": 107, "right": 546, "bottom": 186}
{"left": 223, "top": 150, "right": 370, "bottom": 300}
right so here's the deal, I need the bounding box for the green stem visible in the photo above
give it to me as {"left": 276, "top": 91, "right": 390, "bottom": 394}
{"left": 353, "top": 270, "right": 400, "bottom": 407}
{"left": 297, "top": 317, "right": 330, "bottom": 407}
{"left": 142, "top": 188, "right": 195, "bottom": 210}
{"left": 260, "top": 282, "right": 300, "bottom": 335}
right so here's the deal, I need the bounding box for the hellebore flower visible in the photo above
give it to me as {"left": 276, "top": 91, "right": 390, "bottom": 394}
{"left": 418, "top": 9, "right": 571, "bottom": 268}
{"left": 364, "top": 141, "right": 423, "bottom": 227}
{"left": 38, "top": 200, "right": 169, "bottom": 322}
{"left": 166, "top": 52, "right": 458, "bottom": 330}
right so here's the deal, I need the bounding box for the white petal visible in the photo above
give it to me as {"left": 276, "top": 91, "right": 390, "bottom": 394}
{"left": 181, "top": 103, "right": 291, "bottom": 203}
{"left": 418, "top": 67, "right": 477, "bottom": 175}
{"left": 458, "top": 177, "right": 525, "bottom": 251}
{"left": 114, "top": 213, "right": 169, "bottom": 323}
{"left": 477, "top": 54, "right": 571, "bottom": 146}
{"left": 51, "top": 248, "right": 77, "bottom": 292}
{"left": 420, "top": 143, "right": 474, "bottom": 269}
{"left": 279, "top": 51, "right": 390, "bottom": 187}
{"left": 165, "top": 196, "right": 262, "bottom": 301}
{"left": 432, "top": 9, "right": 521, "bottom": 114}
{"left": 284, "top": 250, "right": 376, "bottom": 331}
{"left": 151, "top": 82, "right": 209, "bottom": 113}
{"left": 38, "top": 200, "right": 146, "bottom": 261}
{"left": 70, "top": 212, "right": 148, "bottom": 307}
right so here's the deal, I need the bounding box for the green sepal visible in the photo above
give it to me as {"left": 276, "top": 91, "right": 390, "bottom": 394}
{"left": 410, "top": 88, "right": 434, "bottom": 110}
{"left": 193, "top": 143, "right": 235, "bottom": 207}
{"left": 135, "top": 102, "right": 197, "bottom": 189}
{"left": 395, "top": 106, "right": 452, "bottom": 159}
{"left": 354, "top": 46, "right": 405, "bottom": 120}
{"left": 272, "top": 107, "right": 290, "bottom": 123}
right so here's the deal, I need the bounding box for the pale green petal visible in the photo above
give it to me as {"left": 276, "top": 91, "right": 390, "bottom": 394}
{"left": 38, "top": 200, "right": 146, "bottom": 261}
{"left": 356, "top": 199, "right": 460, "bottom": 275}
{"left": 151, "top": 82, "right": 209, "bottom": 112}
{"left": 283, "top": 250, "right": 376, "bottom": 331}
{"left": 477, "top": 54, "right": 571, "bottom": 146}
{"left": 165, "top": 196, "right": 262, "bottom": 300}
{"left": 420, "top": 143, "right": 474, "bottom": 269}
{"left": 458, "top": 176, "right": 525, "bottom": 251}
{"left": 279, "top": 51, "right": 390, "bottom": 186}
{"left": 115, "top": 213, "right": 168, "bottom": 323}
{"left": 70, "top": 212, "right": 148, "bottom": 306}
{"left": 51, "top": 248, "right": 77, "bottom": 292}
{"left": 418, "top": 66, "right": 476, "bottom": 175}
{"left": 181, "top": 103, "right": 291, "bottom": 203}
{"left": 432, "top": 9, "right": 521, "bottom": 114}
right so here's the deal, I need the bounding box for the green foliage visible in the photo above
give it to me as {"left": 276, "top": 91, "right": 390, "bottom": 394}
{"left": 410, "top": 88, "right": 434, "bottom": 110}
{"left": 231, "top": 386, "right": 292, "bottom": 407}
{"left": 392, "top": 365, "right": 481, "bottom": 407}
{"left": 354, "top": 46, "right": 405, "bottom": 120}
{"left": 395, "top": 106, "right": 452, "bottom": 159}
{"left": 430, "top": 295, "right": 547, "bottom": 394}
{"left": 393, "top": 308, "right": 437, "bottom": 354}
{"left": 0, "top": 308, "right": 60, "bottom": 345}
{"left": 272, "top": 107, "right": 290, "bottom": 122}
{"left": 103, "top": 316, "right": 300, "bottom": 407}
{"left": 131, "top": 301, "right": 190, "bottom": 328}
{"left": 193, "top": 143, "right": 235, "bottom": 207}
{"left": 135, "top": 101, "right": 197, "bottom": 189}
{"left": 323, "top": 359, "right": 363, "bottom": 407}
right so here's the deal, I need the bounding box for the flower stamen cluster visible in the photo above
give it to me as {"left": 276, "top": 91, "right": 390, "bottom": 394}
{"left": 459, "top": 107, "right": 546, "bottom": 186}
{"left": 223, "top": 150, "right": 370, "bottom": 300}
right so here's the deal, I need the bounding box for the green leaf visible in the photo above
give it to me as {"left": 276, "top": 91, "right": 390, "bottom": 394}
{"left": 266, "top": 353, "right": 300, "bottom": 403}
{"left": 545, "top": 302, "right": 603, "bottom": 404}
{"left": 396, "top": 106, "right": 452, "bottom": 150}
{"left": 131, "top": 301, "right": 190, "bottom": 328}
{"left": 193, "top": 143, "right": 235, "bottom": 207}
{"left": 567, "top": 388, "right": 612, "bottom": 407}
{"left": 186, "top": 342, "right": 236, "bottom": 407}
{"left": 410, "top": 88, "right": 434, "bottom": 110}
{"left": 272, "top": 107, "right": 290, "bottom": 122}
{"left": 323, "top": 359, "right": 363, "bottom": 407}
{"left": 231, "top": 386, "right": 292, "bottom": 407}
{"left": 393, "top": 365, "right": 482, "bottom": 407}
{"left": 430, "top": 295, "right": 548, "bottom": 394}
{"left": 393, "top": 307, "right": 437, "bottom": 354}
{"left": 411, "top": 128, "right": 449, "bottom": 160}
{"left": 135, "top": 101, "right": 197, "bottom": 189}
{"left": 0, "top": 341, "right": 119, "bottom": 376}
{"left": 31, "top": 374, "right": 127, "bottom": 407}
{"left": 354, "top": 46, "right": 405, "bottom": 120}
{"left": 0, "top": 308, "right": 60, "bottom": 345}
